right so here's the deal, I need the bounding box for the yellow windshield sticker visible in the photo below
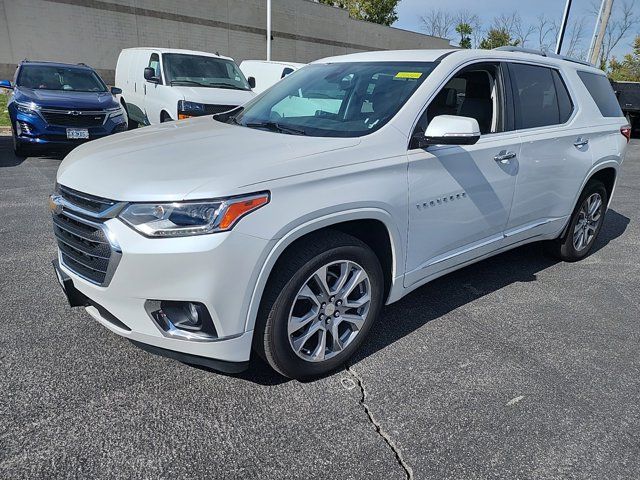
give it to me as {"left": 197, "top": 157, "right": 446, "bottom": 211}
{"left": 395, "top": 72, "right": 422, "bottom": 79}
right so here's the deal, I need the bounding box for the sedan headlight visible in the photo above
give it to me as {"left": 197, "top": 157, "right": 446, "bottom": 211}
{"left": 106, "top": 105, "right": 125, "bottom": 118}
{"left": 119, "top": 192, "right": 269, "bottom": 237}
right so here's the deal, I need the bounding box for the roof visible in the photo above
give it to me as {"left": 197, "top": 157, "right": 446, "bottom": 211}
{"left": 313, "top": 48, "right": 604, "bottom": 74}
{"left": 240, "top": 60, "right": 306, "bottom": 68}
{"left": 18, "top": 60, "right": 94, "bottom": 70}
{"left": 120, "top": 47, "right": 234, "bottom": 62}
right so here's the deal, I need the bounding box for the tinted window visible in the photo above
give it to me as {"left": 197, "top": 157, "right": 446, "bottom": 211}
{"left": 578, "top": 71, "right": 624, "bottom": 117}
{"left": 233, "top": 62, "right": 436, "bottom": 138}
{"left": 510, "top": 63, "right": 570, "bottom": 129}
{"left": 281, "top": 67, "right": 294, "bottom": 78}
{"left": 552, "top": 70, "right": 573, "bottom": 123}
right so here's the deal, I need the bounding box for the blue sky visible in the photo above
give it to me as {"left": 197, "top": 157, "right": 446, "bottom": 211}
{"left": 393, "top": 0, "right": 638, "bottom": 59}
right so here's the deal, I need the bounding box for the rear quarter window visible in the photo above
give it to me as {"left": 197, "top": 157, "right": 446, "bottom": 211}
{"left": 577, "top": 71, "right": 624, "bottom": 117}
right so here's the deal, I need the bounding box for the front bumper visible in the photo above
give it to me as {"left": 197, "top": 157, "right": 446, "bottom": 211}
{"left": 11, "top": 108, "right": 127, "bottom": 149}
{"left": 55, "top": 215, "right": 271, "bottom": 368}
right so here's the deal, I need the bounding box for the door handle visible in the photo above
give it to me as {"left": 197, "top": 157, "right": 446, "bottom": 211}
{"left": 494, "top": 151, "right": 516, "bottom": 163}
{"left": 574, "top": 137, "right": 589, "bottom": 148}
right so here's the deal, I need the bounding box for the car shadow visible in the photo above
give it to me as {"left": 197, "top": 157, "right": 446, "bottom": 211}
{"left": 0, "top": 136, "right": 74, "bottom": 166}
{"left": 222, "top": 209, "right": 629, "bottom": 385}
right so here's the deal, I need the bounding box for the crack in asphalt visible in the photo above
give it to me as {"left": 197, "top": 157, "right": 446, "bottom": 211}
{"left": 347, "top": 366, "right": 414, "bottom": 480}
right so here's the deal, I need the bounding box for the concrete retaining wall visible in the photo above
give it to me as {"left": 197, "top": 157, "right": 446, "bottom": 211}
{"left": 0, "top": 0, "right": 450, "bottom": 83}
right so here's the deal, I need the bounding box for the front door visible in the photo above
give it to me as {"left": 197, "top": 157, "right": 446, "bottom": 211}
{"left": 405, "top": 62, "right": 520, "bottom": 287}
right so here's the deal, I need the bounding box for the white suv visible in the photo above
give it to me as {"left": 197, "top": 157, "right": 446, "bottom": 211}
{"left": 51, "top": 48, "right": 630, "bottom": 379}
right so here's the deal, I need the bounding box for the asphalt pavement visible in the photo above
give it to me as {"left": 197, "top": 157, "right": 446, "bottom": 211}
{"left": 1, "top": 137, "right": 638, "bottom": 479}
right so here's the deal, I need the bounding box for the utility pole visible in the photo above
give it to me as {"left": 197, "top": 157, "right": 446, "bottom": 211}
{"left": 555, "top": 0, "right": 573, "bottom": 55}
{"left": 267, "top": 0, "right": 272, "bottom": 61}
{"left": 589, "top": 0, "right": 614, "bottom": 66}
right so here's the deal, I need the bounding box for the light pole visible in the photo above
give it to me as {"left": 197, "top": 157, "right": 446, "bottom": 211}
{"left": 267, "top": 0, "right": 272, "bottom": 61}
{"left": 555, "top": 0, "right": 573, "bottom": 55}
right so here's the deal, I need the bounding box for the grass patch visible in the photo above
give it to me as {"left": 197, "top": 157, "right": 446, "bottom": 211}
{"left": 0, "top": 91, "right": 9, "bottom": 127}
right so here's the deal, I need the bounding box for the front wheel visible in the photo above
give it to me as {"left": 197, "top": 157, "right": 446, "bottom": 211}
{"left": 549, "top": 180, "right": 608, "bottom": 261}
{"left": 255, "top": 231, "right": 384, "bottom": 379}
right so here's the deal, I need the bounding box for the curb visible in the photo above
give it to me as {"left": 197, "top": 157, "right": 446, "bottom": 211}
{"left": 0, "top": 127, "right": 11, "bottom": 136}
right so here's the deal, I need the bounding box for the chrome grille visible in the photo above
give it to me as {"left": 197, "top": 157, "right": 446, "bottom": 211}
{"left": 52, "top": 186, "right": 122, "bottom": 286}
{"left": 59, "top": 185, "right": 117, "bottom": 215}
{"left": 41, "top": 109, "right": 105, "bottom": 127}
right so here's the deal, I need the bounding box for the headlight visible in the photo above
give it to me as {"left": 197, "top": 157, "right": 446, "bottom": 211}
{"left": 119, "top": 192, "right": 269, "bottom": 237}
{"left": 106, "top": 106, "right": 125, "bottom": 118}
{"left": 15, "top": 101, "right": 39, "bottom": 115}
{"left": 178, "top": 100, "right": 206, "bottom": 119}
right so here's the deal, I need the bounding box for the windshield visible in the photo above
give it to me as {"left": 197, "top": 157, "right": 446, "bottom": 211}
{"left": 231, "top": 62, "right": 436, "bottom": 137}
{"left": 16, "top": 65, "right": 107, "bottom": 92}
{"left": 162, "top": 54, "right": 250, "bottom": 90}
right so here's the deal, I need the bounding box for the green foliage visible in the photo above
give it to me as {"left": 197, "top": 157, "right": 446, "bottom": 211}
{"left": 609, "top": 36, "right": 640, "bottom": 82}
{"left": 318, "top": 0, "right": 400, "bottom": 26}
{"left": 0, "top": 92, "right": 9, "bottom": 127}
{"left": 479, "top": 28, "right": 520, "bottom": 50}
{"left": 456, "top": 22, "right": 473, "bottom": 49}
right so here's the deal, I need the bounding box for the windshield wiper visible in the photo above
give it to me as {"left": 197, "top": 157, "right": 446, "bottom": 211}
{"left": 205, "top": 83, "right": 247, "bottom": 90}
{"left": 244, "top": 121, "right": 307, "bottom": 136}
{"left": 169, "top": 79, "right": 209, "bottom": 87}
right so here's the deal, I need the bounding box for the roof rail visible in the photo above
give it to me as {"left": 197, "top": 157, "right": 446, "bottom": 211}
{"left": 493, "top": 46, "right": 593, "bottom": 67}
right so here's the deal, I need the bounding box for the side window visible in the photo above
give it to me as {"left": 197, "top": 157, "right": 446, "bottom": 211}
{"left": 415, "top": 62, "right": 503, "bottom": 137}
{"left": 509, "top": 63, "right": 572, "bottom": 129}
{"left": 281, "top": 67, "right": 294, "bottom": 79}
{"left": 553, "top": 70, "right": 574, "bottom": 123}
{"left": 577, "top": 71, "right": 624, "bottom": 117}
{"left": 148, "top": 53, "right": 161, "bottom": 81}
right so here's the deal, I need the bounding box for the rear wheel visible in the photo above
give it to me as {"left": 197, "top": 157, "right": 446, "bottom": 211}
{"left": 255, "top": 231, "right": 384, "bottom": 379}
{"left": 548, "top": 180, "right": 608, "bottom": 261}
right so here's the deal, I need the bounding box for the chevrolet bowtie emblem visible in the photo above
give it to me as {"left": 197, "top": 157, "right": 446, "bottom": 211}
{"left": 49, "top": 194, "right": 64, "bottom": 215}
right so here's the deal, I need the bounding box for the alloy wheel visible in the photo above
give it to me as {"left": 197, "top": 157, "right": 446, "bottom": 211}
{"left": 287, "top": 260, "right": 371, "bottom": 362}
{"left": 573, "top": 192, "right": 603, "bottom": 252}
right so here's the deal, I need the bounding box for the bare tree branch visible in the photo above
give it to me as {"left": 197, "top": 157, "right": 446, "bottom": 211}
{"left": 420, "top": 8, "right": 456, "bottom": 40}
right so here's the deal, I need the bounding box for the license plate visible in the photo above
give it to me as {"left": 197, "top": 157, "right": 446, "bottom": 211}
{"left": 66, "top": 128, "right": 89, "bottom": 139}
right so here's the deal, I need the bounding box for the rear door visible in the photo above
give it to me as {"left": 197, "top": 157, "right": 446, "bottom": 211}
{"left": 504, "top": 62, "right": 591, "bottom": 240}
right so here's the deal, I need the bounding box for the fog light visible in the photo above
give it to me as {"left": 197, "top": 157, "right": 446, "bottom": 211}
{"left": 146, "top": 300, "right": 217, "bottom": 340}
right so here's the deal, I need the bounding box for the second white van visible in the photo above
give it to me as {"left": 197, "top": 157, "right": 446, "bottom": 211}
{"left": 115, "top": 48, "right": 255, "bottom": 125}
{"left": 239, "top": 60, "right": 305, "bottom": 94}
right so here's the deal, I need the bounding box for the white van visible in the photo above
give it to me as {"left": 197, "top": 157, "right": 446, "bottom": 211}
{"left": 239, "top": 60, "right": 305, "bottom": 94}
{"left": 115, "top": 48, "right": 255, "bottom": 125}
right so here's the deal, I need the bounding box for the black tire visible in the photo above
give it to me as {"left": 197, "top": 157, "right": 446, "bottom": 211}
{"left": 255, "top": 230, "right": 384, "bottom": 379}
{"left": 12, "top": 128, "right": 29, "bottom": 157}
{"left": 548, "top": 180, "right": 608, "bottom": 262}
{"left": 121, "top": 101, "right": 138, "bottom": 130}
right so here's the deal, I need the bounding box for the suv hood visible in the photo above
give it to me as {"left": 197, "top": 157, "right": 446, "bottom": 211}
{"left": 57, "top": 117, "right": 359, "bottom": 201}
{"left": 16, "top": 88, "right": 118, "bottom": 110}
{"left": 172, "top": 86, "right": 255, "bottom": 106}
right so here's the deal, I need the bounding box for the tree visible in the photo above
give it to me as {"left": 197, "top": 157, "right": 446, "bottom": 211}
{"left": 420, "top": 8, "right": 456, "bottom": 39}
{"left": 317, "top": 0, "right": 400, "bottom": 26}
{"left": 609, "top": 35, "right": 640, "bottom": 81}
{"left": 479, "top": 28, "right": 520, "bottom": 50}
{"left": 456, "top": 23, "right": 473, "bottom": 49}
{"left": 591, "top": 0, "right": 639, "bottom": 69}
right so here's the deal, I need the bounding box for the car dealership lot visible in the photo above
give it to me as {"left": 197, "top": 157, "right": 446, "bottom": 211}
{"left": 1, "top": 138, "right": 639, "bottom": 479}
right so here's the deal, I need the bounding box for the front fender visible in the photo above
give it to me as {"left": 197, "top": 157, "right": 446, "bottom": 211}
{"left": 243, "top": 207, "right": 404, "bottom": 332}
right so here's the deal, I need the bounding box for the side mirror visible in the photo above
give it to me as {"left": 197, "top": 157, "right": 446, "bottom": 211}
{"left": 413, "top": 115, "right": 481, "bottom": 148}
{"left": 110, "top": 86, "right": 122, "bottom": 95}
{"left": 247, "top": 76, "right": 256, "bottom": 89}
{"left": 144, "top": 67, "right": 159, "bottom": 83}
{"left": 0, "top": 79, "right": 13, "bottom": 90}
